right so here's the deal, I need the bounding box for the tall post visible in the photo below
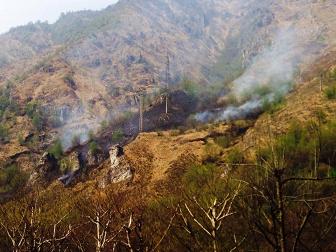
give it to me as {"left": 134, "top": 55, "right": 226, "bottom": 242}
{"left": 320, "top": 73, "right": 323, "bottom": 92}
{"left": 165, "top": 52, "right": 170, "bottom": 114}
{"left": 139, "top": 94, "right": 144, "bottom": 132}
{"left": 242, "top": 49, "right": 246, "bottom": 69}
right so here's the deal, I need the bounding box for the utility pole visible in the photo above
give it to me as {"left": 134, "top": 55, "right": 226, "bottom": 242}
{"left": 165, "top": 52, "right": 170, "bottom": 114}
{"left": 138, "top": 94, "right": 144, "bottom": 132}
{"left": 242, "top": 49, "right": 247, "bottom": 69}
{"left": 320, "top": 73, "right": 323, "bottom": 92}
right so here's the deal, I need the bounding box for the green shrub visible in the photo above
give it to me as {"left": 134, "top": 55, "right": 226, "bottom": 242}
{"left": 112, "top": 128, "right": 124, "bottom": 142}
{"left": 25, "top": 101, "right": 39, "bottom": 118}
{"left": 214, "top": 136, "right": 231, "bottom": 149}
{"left": 88, "top": 141, "right": 99, "bottom": 155}
{"left": 324, "top": 86, "right": 336, "bottom": 99}
{"left": 262, "top": 95, "right": 285, "bottom": 114}
{"left": 59, "top": 158, "right": 75, "bottom": 174}
{"left": 0, "top": 124, "right": 9, "bottom": 142}
{"left": 320, "top": 120, "right": 336, "bottom": 167}
{"left": 182, "top": 163, "right": 226, "bottom": 197}
{"left": 259, "top": 122, "right": 315, "bottom": 173}
{"left": 0, "top": 95, "right": 10, "bottom": 111}
{"left": 226, "top": 147, "right": 245, "bottom": 168}
{"left": 48, "top": 139, "right": 63, "bottom": 160}
{"left": 0, "top": 165, "right": 28, "bottom": 193}
{"left": 180, "top": 78, "right": 202, "bottom": 97}
{"left": 71, "top": 135, "right": 81, "bottom": 147}
{"left": 100, "top": 120, "right": 109, "bottom": 131}
{"left": 204, "top": 143, "right": 222, "bottom": 163}
{"left": 32, "top": 113, "right": 43, "bottom": 130}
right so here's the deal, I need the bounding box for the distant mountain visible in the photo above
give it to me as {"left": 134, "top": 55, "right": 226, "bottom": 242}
{"left": 0, "top": 0, "right": 335, "bottom": 134}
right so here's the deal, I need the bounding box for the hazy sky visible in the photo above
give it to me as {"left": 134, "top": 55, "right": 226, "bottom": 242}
{"left": 0, "top": 0, "right": 119, "bottom": 34}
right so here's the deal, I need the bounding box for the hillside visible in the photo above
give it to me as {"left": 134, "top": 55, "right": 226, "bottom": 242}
{"left": 1, "top": 1, "right": 336, "bottom": 251}
{"left": 1, "top": 63, "right": 336, "bottom": 251}
{"left": 1, "top": 0, "right": 336, "bottom": 121}
{"left": 0, "top": 0, "right": 335, "bottom": 173}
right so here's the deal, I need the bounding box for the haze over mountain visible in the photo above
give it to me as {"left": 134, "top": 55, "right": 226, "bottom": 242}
{"left": 1, "top": 0, "right": 335, "bottom": 136}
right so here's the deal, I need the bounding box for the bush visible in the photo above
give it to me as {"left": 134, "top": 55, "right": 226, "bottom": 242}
{"left": 0, "top": 124, "right": 9, "bottom": 142}
{"left": 214, "top": 135, "right": 231, "bottom": 149}
{"left": 59, "top": 158, "right": 73, "bottom": 174}
{"left": 257, "top": 122, "right": 315, "bottom": 173}
{"left": 48, "top": 139, "right": 63, "bottom": 160}
{"left": 324, "top": 85, "right": 336, "bottom": 99}
{"left": 71, "top": 135, "right": 81, "bottom": 147}
{"left": 112, "top": 128, "right": 124, "bottom": 142}
{"left": 180, "top": 78, "right": 202, "bottom": 97}
{"left": 0, "top": 165, "right": 28, "bottom": 193}
{"left": 25, "top": 101, "right": 39, "bottom": 118}
{"left": 262, "top": 94, "right": 285, "bottom": 114}
{"left": 182, "top": 163, "right": 227, "bottom": 197}
{"left": 100, "top": 120, "right": 109, "bottom": 131}
{"left": 226, "top": 147, "right": 245, "bottom": 168}
{"left": 0, "top": 95, "right": 10, "bottom": 111}
{"left": 88, "top": 141, "right": 99, "bottom": 155}
{"left": 204, "top": 143, "right": 222, "bottom": 163}
{"left": 32, "top": 113, "right": 43, "bottom": 130}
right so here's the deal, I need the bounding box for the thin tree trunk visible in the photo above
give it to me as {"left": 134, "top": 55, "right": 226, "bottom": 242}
{"left": 276, "top": 175, "right": 286, "bottom": 252}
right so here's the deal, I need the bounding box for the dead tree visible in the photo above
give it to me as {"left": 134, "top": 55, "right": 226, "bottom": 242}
{"left": 117, "top": 211, "right": 176, "bottom": 252}
{"left": 0, "top": 196, "right": 72, "bottom": 252}
{"left": 0, "top": 205, "right": 27, "bottom": 252}
{"left": 78, "top": 194, "right": 124, "bottom": 252}
{"left": 239, "top": 136, "right": 336, "bottom": 252}
{"left": 178, "top": 185, "right": 241, "bottom": 252}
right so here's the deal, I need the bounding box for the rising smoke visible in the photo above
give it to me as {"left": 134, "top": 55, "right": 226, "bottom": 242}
{"left": 195, "top": 27, "right": 309, "bottom": 123}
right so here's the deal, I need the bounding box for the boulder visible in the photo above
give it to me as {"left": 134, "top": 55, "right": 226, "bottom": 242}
{"left": 106, "top": 145, "right": 133, "bottom": 184}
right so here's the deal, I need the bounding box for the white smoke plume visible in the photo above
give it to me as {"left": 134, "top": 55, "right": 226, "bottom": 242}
{"left": 196, "top": 27, "right": 309, "bottom": 122}
{"left": 232, "top": 28, "right": 302, "bottom": 99}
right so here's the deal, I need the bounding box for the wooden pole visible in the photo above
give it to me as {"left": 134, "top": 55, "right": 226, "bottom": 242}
{"left": 165, "top": 53, "right": 170, "bottom": 114}
{"left": 139, "top": 95, "right": 143, "bottom": 132}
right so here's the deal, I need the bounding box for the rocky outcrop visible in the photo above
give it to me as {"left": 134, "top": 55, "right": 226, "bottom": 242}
{"left": 98, "top": 145, "right": 133, "bottom": 188}
{"left": 38, "top": 152, "right": 58, "bottom": 175}
{"left": 109, "top": 145, "right": 133, "bottom": 183}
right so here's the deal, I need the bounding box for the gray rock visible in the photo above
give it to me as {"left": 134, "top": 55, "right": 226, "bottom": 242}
{"left": 108, "top": 145, "right": 133, "bottom": 184}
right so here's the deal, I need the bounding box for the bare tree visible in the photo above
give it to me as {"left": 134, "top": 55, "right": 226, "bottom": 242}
{"left": 0, "top": 194, "right": 72, "bottom": 252}
{"left": 239, "top": 131, "right": 336, "bottom": 252}
{"left": 78, "top": 193, "right": 125, "bottom": 252}
{"left": 178, "top": 184, "right": 242, "bottom": 252}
